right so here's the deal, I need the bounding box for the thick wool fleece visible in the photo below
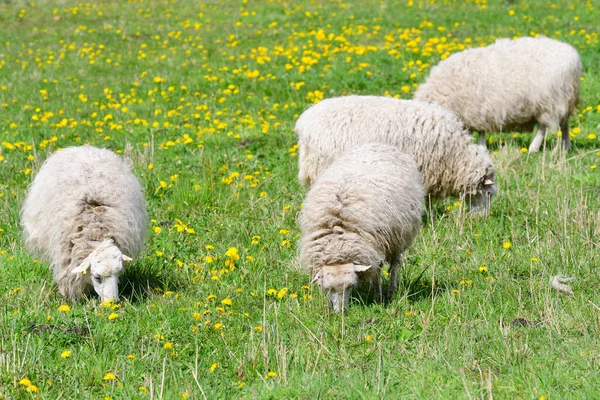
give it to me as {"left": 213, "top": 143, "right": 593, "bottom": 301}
{"left": 295, "top": 95, "right": 495, "bottom": 199}
{"left": 21, "top": 145, "right": 147, "bottom": 299}
{"left": 298, "top": 143, "right": 424, "bottom": 303}
{"left": 414, "top": 36, "right": 581, "bottom": 151}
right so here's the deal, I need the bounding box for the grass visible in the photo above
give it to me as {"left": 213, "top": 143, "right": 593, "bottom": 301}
{"left": 0, "top": 0, "right": 599, "bottom": 398}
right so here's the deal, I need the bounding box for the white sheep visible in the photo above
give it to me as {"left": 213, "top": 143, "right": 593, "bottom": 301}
{"left": 414, "top": 36, "right": 582, "bottom": 152}
{"left": 21, "top": 145, "right": 148, "bottom": 302}
{"left": 296, "top": 95, "right": 496, "bottom": 214}
{"left": 298, "top": 142, "right": 424, "bottom": 312}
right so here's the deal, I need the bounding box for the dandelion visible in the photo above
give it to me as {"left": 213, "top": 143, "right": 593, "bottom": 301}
{"left": 108, "top": 313, "right": 118, "bottom": 320}
{"left": 103, "top": 372, "right": 116, "bottom": 381}
{"left": 479, "top": 265, "right": 488, "bottom": 272}
{"left": 19, "top": 378, "right": 32, "bottom": 386}
{"left": 587, "top": 134, "right": 596, "bottom": 140}
{"left": 521, "top": 148, "right": 528, "bottom": 153}
{"left": 61, "top": 350, "right": 72, "bottom": 358}
{"left": 531, "top": 257, "right": 539, "bottom": 262}
{"left": 254, "top": 325, "right": 263, "bottom": 332}
{"left": 139, "top": 386, "right": 148, "bottom": 393}
{"left": 26, "top": 385, "right": 39, "bottom": 393}
{"left": 221, "top": 298, "right": 232, "bottom": 306}
{"left": 266, "top": 371, "right": 278, "bottom": 378}
{"left": 503, "top": 241, "right": 512, "bottom": 249}
{"left": 164, "top": 342, "right": 173, "bottom": 349}
{"left": 277, "top": 287, "right": 288, "bottom": 299}
{"left": 210, "top": 362, "right": 219, "bottom": 372}
{"left": 127, "top": 354, "right": 136, "bottom": 360}
{"left": 214, "top": 322, "right": 224, "bottom": 330}
{"left": 225, "top": 247, "right": 239, "bottom": 260}
{"left": 58, "top": 304, "right": 71, "bottom": 312}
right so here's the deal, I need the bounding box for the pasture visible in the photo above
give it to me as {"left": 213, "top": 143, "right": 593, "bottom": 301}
{"left": 0, "top": 0, "right": 599, "bottom": 398}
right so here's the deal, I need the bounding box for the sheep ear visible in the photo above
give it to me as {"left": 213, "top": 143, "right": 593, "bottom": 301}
{"left": 71, "top": 261, "right": 90, "bottom": 275}
{"left": 483, "top": 179, "right": 494, "bottom": 186}
{"left": 311, "top": 271, "right": 322, "bottom": 284}
{"left": 353, "top": 265, "right": 372, "bottom": 272}
{"left": 121, "top": 254, "right": 133, "bottom": 262}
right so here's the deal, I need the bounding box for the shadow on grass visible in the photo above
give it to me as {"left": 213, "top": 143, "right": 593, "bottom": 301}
{"left": 347, "top": 264, "right": 450, "bottom": 309}
{"left": 119, "top": 262, "right": 181, "bottom": 303}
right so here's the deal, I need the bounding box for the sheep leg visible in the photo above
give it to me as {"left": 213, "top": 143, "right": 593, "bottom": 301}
{"left": 374, "top": 271, "right": 383, "bottom": 304}
{"left": 560, "top": 118, "right": 571, "bottom": 150}
{"left": 387, "top": 254, "right": 402, "bottom": 302}
{"left": 528, "top": 123, "right": 547, "bottom": 153}
{"left": 477, "top": 132, "right": 486, "bottom": 147}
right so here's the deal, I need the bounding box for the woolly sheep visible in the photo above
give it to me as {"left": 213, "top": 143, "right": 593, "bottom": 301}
{"left": 296, "top": 95, "right": 496, "bottom": 214}
{"left": 414, "top": 36, "right": 582, "bottom": 152}
{"left": 21, "top": 145, "right": 148, "bottom": 302}
{"left": 298, "top": 142, "right": 424, "bottom": 312}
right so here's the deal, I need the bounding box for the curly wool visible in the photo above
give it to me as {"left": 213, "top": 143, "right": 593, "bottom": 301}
{"left": 414, "top": 36, "right": 581, "bottom": 151}
{"left": 21, "top": 145, "right": 148, "bottom": 299}
{"left": 295, "top": 95, "right": 495, "bottom": 198}
{"left": 298, "top": 143, "right": 424, "bottom": 284}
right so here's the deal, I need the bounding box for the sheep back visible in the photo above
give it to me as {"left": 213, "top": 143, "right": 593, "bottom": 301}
{"left": 296, "top": 95, "right": 494, "bottom": 198}
{"left": 21, "top": 145, "right": 147, "bottom": 293}
{"left": 298, "top": 142, "right": 424, "bottom": 277}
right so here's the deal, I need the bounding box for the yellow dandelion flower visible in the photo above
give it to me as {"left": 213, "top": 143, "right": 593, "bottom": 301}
{"left": 127, "top": 354, "right": 136, "bottom": 360}
{"left": 26, "top": 385, "right": 38, "bottom": 393}
{"left": 277, "top": 288, "right": 288, "bottom": 299}
{"left": 58, "top": 304, "right": 71, "bottom": 312}
{"left": 531, "top": 257, "right": 539, "bottom": 262}
{"left": 503, "top": 241, "right": 512, "bottom": 249}
{"left": 108, "top": 313, "right": 118, "bottom": 320}
{"left": 479, "top": 265, "right": 488, "bottom": 272}
{"left": 164, "top": 342, "right": 173, "bottom": 349}
{"left": 266, "top": 371, "right": 278, "bottom": 378}
{"left": 221, "top": 298, "right": 232, "bottom": 306}
{"left": 103, "top": 372, "right": 116, "bottom": 381}
{"left": 213, "top": 323, "right": 224, "bottom": 330}
{"left": 210, "top": 362, "right": 219, "bottom": 372}
{"left": 19, "top": 378, "right": 32, "bottom": 386}
{"left": 521, "top": 148, "right": 528, "bottom": 153}
{"left": 61, "top": 350, "right": 71, "bottom": 358}
{"left": 587, "top": 134, "right": 596, "bottom": 140}
{"left": 154, "top": 226, "right": 162, "bottom": 234}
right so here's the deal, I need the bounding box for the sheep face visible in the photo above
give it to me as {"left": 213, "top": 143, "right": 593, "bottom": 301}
{"left": 71, "top": 240, "right": 131, "bottom": 302}
{"left": 312, "top": 264, "right": 372, "bottom": 312}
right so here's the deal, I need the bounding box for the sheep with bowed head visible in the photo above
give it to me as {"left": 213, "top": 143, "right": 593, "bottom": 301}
{"left": 414, "top": 36, "right": 582, "bottom": 152}
{"left": 298, "top": 142, "right": 424, "bottom": 312}
{"left": 295, "top": 95, "right": 496, "bottom": 214}
{"left": 21, "top": 145, "right": 147, "bottom": 302}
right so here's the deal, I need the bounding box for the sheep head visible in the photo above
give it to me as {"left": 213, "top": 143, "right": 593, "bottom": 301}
{"left": 70, "top": 239, "right": 131, "bottom": 302}
{"left": 312, "top": 264, "right": 372, "bottom": 312}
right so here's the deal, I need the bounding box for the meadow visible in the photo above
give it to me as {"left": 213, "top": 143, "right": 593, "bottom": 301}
{"left": 0, "top": 0, "right": 599, "bottom": 398}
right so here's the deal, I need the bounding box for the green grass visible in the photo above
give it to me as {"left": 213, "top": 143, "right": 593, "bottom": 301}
{"left": 1, "top": 0, "right": 599, "bottom": 398}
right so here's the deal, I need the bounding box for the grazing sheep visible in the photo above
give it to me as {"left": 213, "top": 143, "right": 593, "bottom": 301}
{"left": 296, "top": 95, "right": 496, "bottom": 214}
{"left": 21, "top": 145, "right": 147, "bottom": 302}
{"left": 298, "top": 143, "right": 424, "bottom": 312}
{"left": 414, "top": 36, "right": 582, "bottom": 152}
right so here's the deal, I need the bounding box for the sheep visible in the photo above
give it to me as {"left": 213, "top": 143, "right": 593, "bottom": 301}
{"left": 414, "top": 36, "right": 582, "bottom": 152}
{"left": 21, "top": 145, "right": 148, "bottom": 302}
{"left": 298, "top": 142, "right": 424, "bottom": 312}
{"left": 295, "top": 95, "right": 496, "bottom": 214}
